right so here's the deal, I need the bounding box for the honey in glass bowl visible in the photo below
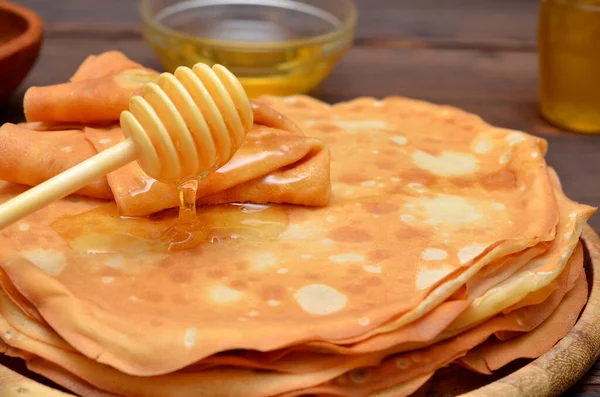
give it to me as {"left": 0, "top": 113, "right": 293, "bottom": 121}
{"left": 140, "top": 0, "right": 357, "bottom": 98}
{"left": 538, "top": 0, "right": 600, "bottom": 133}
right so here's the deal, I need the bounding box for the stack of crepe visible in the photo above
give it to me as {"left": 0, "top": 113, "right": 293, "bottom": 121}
{"left": 0, "top": 51, "right": 595, "bottom": 397}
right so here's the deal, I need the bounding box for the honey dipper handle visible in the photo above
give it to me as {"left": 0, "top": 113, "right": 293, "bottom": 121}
{"left": 0, "top": 139, "right": 137, "bottom": 230}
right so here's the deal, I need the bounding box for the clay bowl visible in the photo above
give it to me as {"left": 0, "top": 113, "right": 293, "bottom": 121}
{"left": 0, "top": 1, "right": 43, "bottom": 107}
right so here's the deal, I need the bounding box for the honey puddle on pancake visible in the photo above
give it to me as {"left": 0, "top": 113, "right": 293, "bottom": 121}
{"left": 51, "top": 200, "right": 288, "bottom": 253}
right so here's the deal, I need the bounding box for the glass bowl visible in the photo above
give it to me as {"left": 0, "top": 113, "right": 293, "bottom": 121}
{"left": 140, "top": 0, "right": 357, "bottom": 98}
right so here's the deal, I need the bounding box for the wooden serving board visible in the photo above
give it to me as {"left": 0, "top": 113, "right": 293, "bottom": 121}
{"left": 2, "top": 225, "right": 600, "bottom": 397}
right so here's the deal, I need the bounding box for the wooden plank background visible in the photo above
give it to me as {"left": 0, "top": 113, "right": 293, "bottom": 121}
{"left": 7, "top": 0, "right": 546, "bottom": 133}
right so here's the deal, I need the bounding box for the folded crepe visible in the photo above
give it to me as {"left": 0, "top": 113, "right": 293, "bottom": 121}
{"left": 0, "top": 123, "right": 112, "bottom": 199}
{"left": 84, "top": 123, "right": 330, "bottom": 215}
{"left": 0, "top": 115, "right": 331, "bottom": 215}
{"left": 3, "top": 60, "right": 332, "bottom": 213}
{"left": 24, "top": 52, "right": 158, "bottom": 124}
{"left": 70, "top": 51, "right": 156, "bottom": 83}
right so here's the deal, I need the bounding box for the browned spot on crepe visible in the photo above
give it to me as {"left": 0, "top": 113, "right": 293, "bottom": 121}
{"left": 362, "top": 202, "right": 399, "bottom": 215}
{"left": 369, "top": 250, "right": 393, "bottom": 262}
{"left": 481, "top": 169, "right": 518, "bottom": 190}
{"left": 259, "top": 286, "right": 287, "bottom": 301}
{"left": 329, "top": 227, "right": 373, "bottom": 243}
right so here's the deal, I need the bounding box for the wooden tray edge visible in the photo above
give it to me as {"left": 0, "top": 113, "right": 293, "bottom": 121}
{"left": 0, "top": 363, "right": 71, "bottom": 396}
{"left": 2, "top": 226, "right": 600, "bottom": 397}
{"left": 462, "top": 224, "right": 600, "bottom": 397}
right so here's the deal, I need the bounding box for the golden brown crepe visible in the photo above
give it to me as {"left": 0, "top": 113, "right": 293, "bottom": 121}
{"left": 302, "top": 262, "right": 587, "bottom": 397}
{"left": 0, "top": 116, "right": 330, "bottom": 215}
{"left": 444, "top": 170, "right": 589, "bottom": 333}
{"left": 0, "top": 89, "right": 593, "bottom": 379}
{"left": 0, "top": 52, "right": 596, "bottom": 397}
{"left": 70, "top": 51, "right": 155, "bottom": 83}
{"left": 84, "top": 124, "right": 330, "bottom": 215}
{"left": 196, "top": 240, "right": 585, "bottom": 369}
{"left": 24, "top": 52, "right": 158, "bottom": 124}
{"left": 0, "top": 243, "right": 584, "bottom": 397}
{"left": 458, "top": 260, "right": 588, "bottom": 374}
{"left": 0, "top": 123, "right": 112, "bottom": 199}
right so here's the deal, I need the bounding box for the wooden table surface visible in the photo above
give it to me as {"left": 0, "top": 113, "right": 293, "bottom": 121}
{"left": 3, "top": 0, "right": 600, "bottom": 395}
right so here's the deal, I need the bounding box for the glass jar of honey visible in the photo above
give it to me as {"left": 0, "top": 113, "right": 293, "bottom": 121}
{"left": 538, "top": 0, "right": 600, "bottom": 133}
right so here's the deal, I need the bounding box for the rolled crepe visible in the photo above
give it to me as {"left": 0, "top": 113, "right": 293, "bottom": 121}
{"left": 70, "top": 51, "right": 155, "bottom": 82}
{"left": 85, "top": 124, "right": 331, "bottom": 216}
{"left": 23, "top": 51, "right": 159, "bottom": 124}
{"left": 0, "top": 123, "right": 112, "bottom": 199}
{"left": 16, "top": 50, "right": 330, "bottom": 215}
{"left": 0, "top": 120, "right": 330, "bottom": 215}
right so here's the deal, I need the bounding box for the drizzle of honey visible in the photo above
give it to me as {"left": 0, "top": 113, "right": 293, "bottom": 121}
{"left": 52, "top": 200, "right": 288, "bottom": 254}
{"left": 128, "top": 175, "right": 158, "bottom": 197}
{"left": 178, "top": 177, "right": 201, "bottom": 224}
{"left": 162, "top": 175, "right": 206, "bottom": 251}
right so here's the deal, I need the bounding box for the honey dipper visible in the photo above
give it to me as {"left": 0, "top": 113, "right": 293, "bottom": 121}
{"left": 0, "top": 63, "right": 253, "bottom": 229}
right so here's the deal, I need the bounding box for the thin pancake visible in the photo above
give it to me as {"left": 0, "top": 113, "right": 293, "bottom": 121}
{"left": 365, "top": 373, "right": 434, "bottom": 397}
{"left": 465, "top": 241, "right": 551, "bottom": 300}
{"left": 189, "top": 161, "right": 589, "bottom": 365}
{"left": 134, "top": 240, "right": 587, "bottom": 376}
{"left": 258, "top": 95, "right": 562, "bottom": 344}
{"left": 9, "top": 349, "right": 434, "bottom": 397}
{"left": 496, "top": 241, "right": 584, "bottom": 340}
{"left": 275, "top": 372, "right": 435, "bottom": 397}
{"left": 0, "top": 121, "right": 330, "bottom": 209}
{"left": 222, "top": 299, "right": 471, "bottom": 362}
{"left": 459, "top": 263, "right": 589, "bottom": 374}
{"left": 446, "top": 169, "right": 591, "bottom": 333}
{"left": 0, "top": 310, "right": 379, "bottom": 397}
{"left": 0, "top": 123, "right": 112, "bottom": 199}
{"left": 0, "top": 250, "right": 583, "bottom": 397}
{"left": 0, "top": 239, "right": 583, "bottom": 373}
{"left": 279, "top": 261, "right": 587, "bottom": 397}
{"left": 84, "top": 124, "right": 331, "bottom": 215}
{"left": 70, "top": 51, "right": 155, "bottom": 82}
{"left": 0, "top": 93, "right": 577, "bottom": 376}
{"left": 24, "top": 52, "right": 158, "bottom": 124}
{"left": 216, "top": 241, "right": 584, "bottom": 367}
